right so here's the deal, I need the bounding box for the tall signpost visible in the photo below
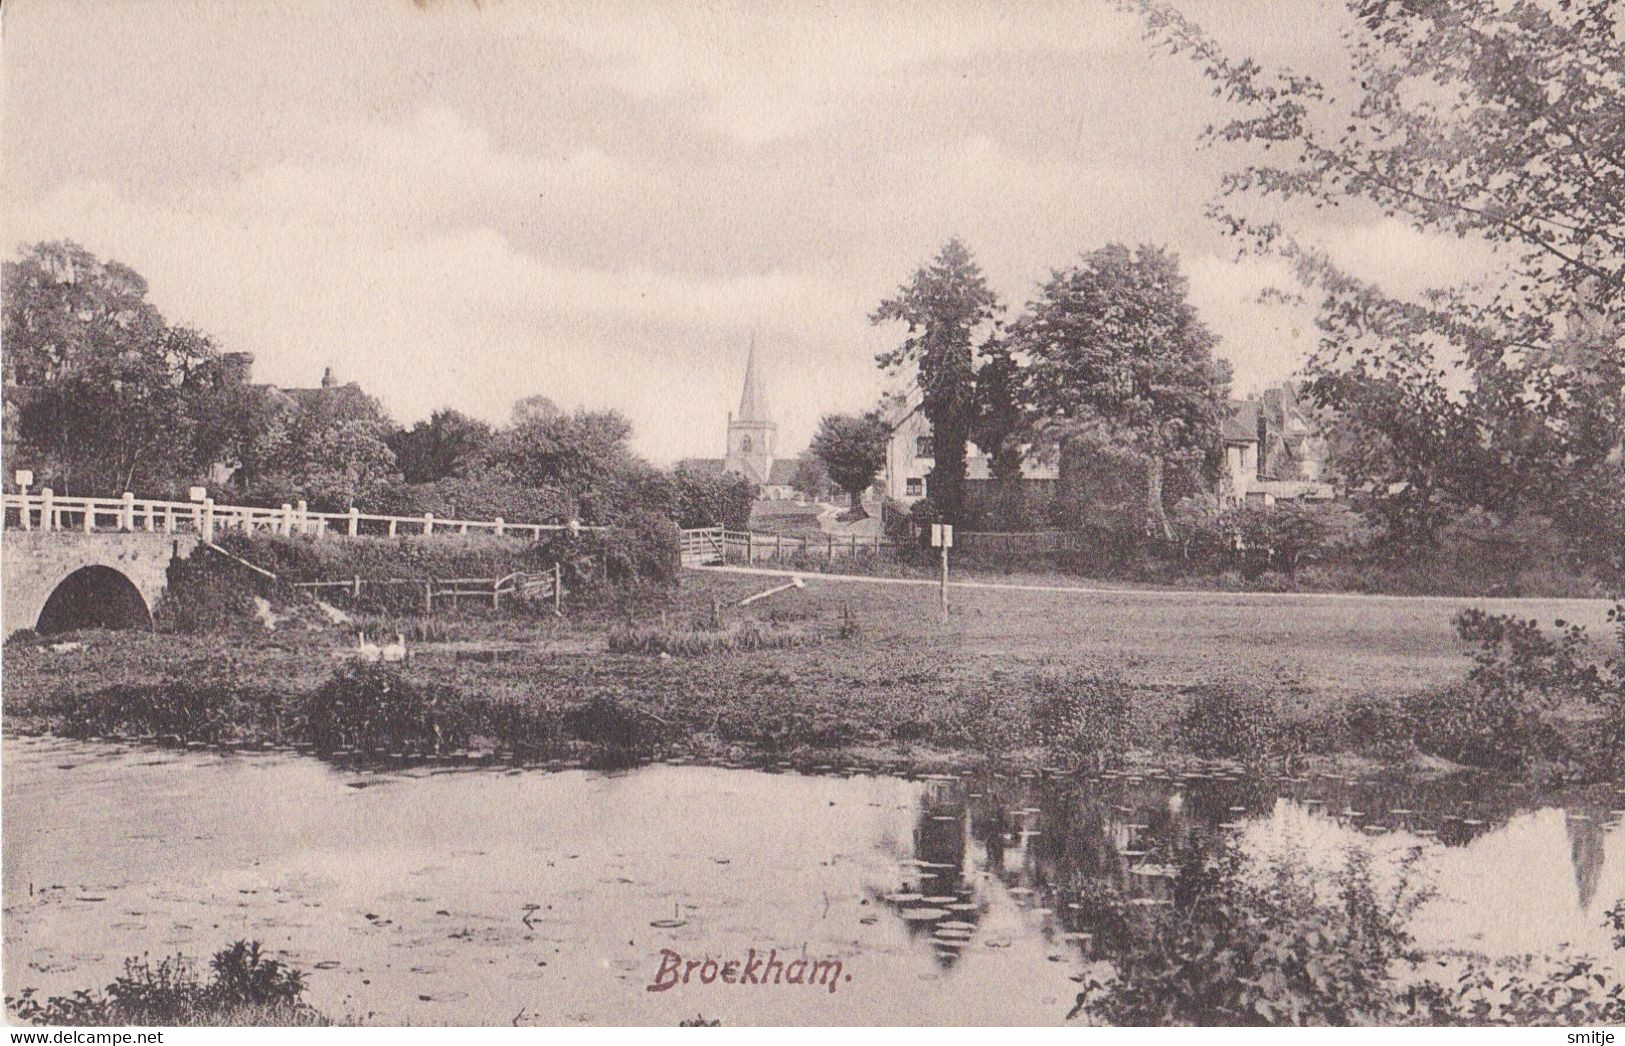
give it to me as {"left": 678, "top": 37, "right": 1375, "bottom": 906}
{"left": 931, "top": 523, "right": 954, "bottom": 622}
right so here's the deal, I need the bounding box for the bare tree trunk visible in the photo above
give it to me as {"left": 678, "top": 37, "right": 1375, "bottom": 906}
{"left": 1145, "top": 453, "right": 1172, "bottom": 542}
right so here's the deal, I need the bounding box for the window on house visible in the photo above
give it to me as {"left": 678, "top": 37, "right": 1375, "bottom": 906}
{"left": 915, "top": 436, "right": 933, "bottom": 457}
{"left": 740, "top": 436, "right": 752, "bottom": 451}
{"left": 905, "top": 477, "right": 924, "bottom": 497}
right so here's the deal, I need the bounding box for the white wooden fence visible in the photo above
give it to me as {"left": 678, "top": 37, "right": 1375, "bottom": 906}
{"left": 2, "top": 490, "right": 603, "bottom": 543}
{"left": 680, "top": 526, "right": 898, "bottom": 566}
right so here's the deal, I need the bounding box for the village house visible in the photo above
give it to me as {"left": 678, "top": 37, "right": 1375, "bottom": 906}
{"left": 878, "top": 393, "right": 1060, "bottom": 508}
{"left": 882, "top": 381, "right": 1333, "bottom": 513}
{"left": 1222, "top": 381, "right": 1335, "bottom": 504}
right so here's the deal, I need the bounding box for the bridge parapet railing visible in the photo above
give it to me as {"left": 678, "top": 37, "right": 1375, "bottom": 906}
{"left": 1, "top": 491, "right": 604, "bottom": 543}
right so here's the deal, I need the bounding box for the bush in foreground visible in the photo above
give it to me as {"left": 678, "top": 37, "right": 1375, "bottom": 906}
{"left": 1073, "top": 844, "right": 1625, "bottom": 1026}
{"left": 8, "top": 940, "right": 326, "bottom": 1027}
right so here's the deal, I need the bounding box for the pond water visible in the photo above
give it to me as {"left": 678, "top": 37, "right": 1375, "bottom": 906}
{"left": 3, "top": 736, "right": 1622, "bottom": 1025}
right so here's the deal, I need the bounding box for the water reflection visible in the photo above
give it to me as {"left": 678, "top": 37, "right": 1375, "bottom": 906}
{"left": 878, "top": 767, "right": 1625, "bottom": 964}
{"left": 4, "top": 736, "right": 1622, "bottom": 1025}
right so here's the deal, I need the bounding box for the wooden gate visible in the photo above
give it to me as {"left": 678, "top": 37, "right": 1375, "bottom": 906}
{"left": 679, "top": 526, "right": 725, "bottom": 566}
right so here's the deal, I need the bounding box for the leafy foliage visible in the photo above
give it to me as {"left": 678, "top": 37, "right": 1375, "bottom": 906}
{"left": 809, "top": 410, "right": 889, "bottom": 510}
{"left": 386, "top": 408, "right": 493, "bottom": 484}
{"left": 1125, "top": 0, "right": 1625, "bottom": 558}
{"left": 8, "top": 940, "right": 321, "bottom": 1026}
{"left": 2, "top": 242, "right": 241, "bottom": 496}
{"left": 305, "top": 663, "right": 464, "bottom": 755}
{"left": 872, "top": 238, "right": 1003, "bottom": 525}
{"left": 1014, "top": 244, "right": 1232, "bottom": 540}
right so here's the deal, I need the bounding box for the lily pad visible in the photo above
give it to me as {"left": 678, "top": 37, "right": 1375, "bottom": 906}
{"left": 899, "top": 907, "right": 949, "bottom": 921}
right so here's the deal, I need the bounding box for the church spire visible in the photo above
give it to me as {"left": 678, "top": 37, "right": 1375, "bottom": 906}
{"left": 737, "top": 333, "right": 768, "bottom": 422}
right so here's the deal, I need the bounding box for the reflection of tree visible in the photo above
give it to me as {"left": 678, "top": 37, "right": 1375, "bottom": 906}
{"left": 1566, "top": 815, "right": 1606, "bottom": 910}
{"left": 885, "top": 767, "right": 1587, "bottom": 970}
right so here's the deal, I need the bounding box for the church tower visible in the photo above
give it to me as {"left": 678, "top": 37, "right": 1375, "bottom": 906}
{"left": 723, "top": 337, "right": 775, "bottom": 485}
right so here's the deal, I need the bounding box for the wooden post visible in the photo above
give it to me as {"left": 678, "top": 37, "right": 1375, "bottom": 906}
{"left": 279, "top": 504, "right": 293, "bottom": 535}
{"left": 388, "top": 518, "right": 398, "bottom": 537}
{"left": 16, "top": 490, "right": 30, "bottom": 531}
{"left": 939, "top": 542, "right": 949, "bottom": 623}
{"left": 143, "top": 500, "right": 156, "bottom": 532}
{"left": 494, "top": 516, "right": 504, "bottom": 537}
{"left": 352, "top": 574, "right": 361, "bottom": 600}
{"left": 423, "top": 512, "right": 435, "bottom": 535}
{"left": 40, "top": 488, "right": 54, "bottom": 531}
{"left": 201, "top": 498, "right": 216, "bottom": 542}
{"left": 83, "top": 500, "right": 95, "bottom": 533}
{"left": 554, "top": 561, "right": 562, "bottom": 614}
{"left": 164, "top": 503, "right": 174, "bottom": 534}
{"left": 120, "top": 492, "right": 135, "bottom": 531}
{"left": 297, "top": 499, "right": 309, "bottom": 535}
{"left": 748, "top": 532, "right": 756, "bottom": 563}
{"left": 459, "top": 522, "right": 469, "bottom": 535}
{"left": 348, "top": 507, "right": 360, "bottom": 537}
{"left": 424, "top": 579, "right": 434, "bottom": 613}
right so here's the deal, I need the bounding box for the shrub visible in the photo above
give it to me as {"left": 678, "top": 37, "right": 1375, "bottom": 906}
{"left": 1075, "top": 844, "right": 1430, "bottom": 1026}
{"left": 938, "top": 686, "right": 1034, "bottom": 759}
{"left": 1404, "top": 683, "right": 1564, "bottom": 773}
{"left": 1176, "top": 683, "right": 1321, "bottom": 768}
{"left": 159, "top": 546, "right": 265, "bottom": 633}
{"left": 1339, "top": 695, "right": 1414, "bottom": 759}
{"left": 532, "top": 510, "right": 680, "bottom": 592}
{"left": 607, "top": 621, "right": 805, "bottom": 656}
{"left": 1030, "top": 671, "right": 1133, "bottom": 768}
{"left": 304, "top": 663, "right": 464, "bottom": 755}
{"left": 8, "top": 940, "right": 323, "bottom": 1026}
{"left": 1430, "top": 603, "right": 1625, "bottom": 776}
{"left": 1075, "top": 843, "right": 1625, "bottom": 1026}
{"left": 560, "top": 694, "right": 661, "bottom": 750}
{"left": 51, "top": 658, "right": 287, "bottom": 746}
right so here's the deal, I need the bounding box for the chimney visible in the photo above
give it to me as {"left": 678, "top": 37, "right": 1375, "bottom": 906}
{"left": 1256, "top": 410, "right": 1268, "bottom": 479}
{"left": 220, "top": 352, "right": 254, "bottom": 385}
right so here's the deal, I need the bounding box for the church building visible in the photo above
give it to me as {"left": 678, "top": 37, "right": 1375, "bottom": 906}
{"left": 679, "top": 342, "right": 799, "bottom": 498}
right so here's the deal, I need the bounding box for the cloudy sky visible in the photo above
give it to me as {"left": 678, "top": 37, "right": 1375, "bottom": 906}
{"left": 1, "top": 0, "right": 1453, "bottom": 462}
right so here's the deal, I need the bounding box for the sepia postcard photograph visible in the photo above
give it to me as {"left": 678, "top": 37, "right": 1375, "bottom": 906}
{"left": 1, "top": 0, "right": 1622, "bottom": 1032}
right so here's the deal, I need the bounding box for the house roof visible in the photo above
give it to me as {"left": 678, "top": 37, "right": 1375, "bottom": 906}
{"left": 677, "top": 458, "right": 726, "bottom": 476}
{"left": 1223, "top": 400, "right": 1260, "bottom": 443}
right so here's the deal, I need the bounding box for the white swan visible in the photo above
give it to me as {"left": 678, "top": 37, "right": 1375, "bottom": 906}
{"left": 355, "top": 632, "right": 382, "bottom": 663}
{"left": 381, "top": 632, "right": 408, "bottom": 663}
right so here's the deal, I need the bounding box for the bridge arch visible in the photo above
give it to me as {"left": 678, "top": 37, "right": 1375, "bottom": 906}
{"left": 35, "top": 564, "right": 154, "bottom": 635}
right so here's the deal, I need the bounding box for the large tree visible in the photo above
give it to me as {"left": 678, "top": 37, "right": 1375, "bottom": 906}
{"left": 871, "top": 238, "right": 1002, "bottom": 526}
{"left": 1126, "top": 0, "right": 1625, "bottom": 557}
{"left": 970, "top": 337, "right": 1026, "bottom": 486}
{"left": 809, "top": 410, "right": 889, "bottom": 515}
{"left": 1014, "top": 244, "right": 1231, "bottom": 540}
{"left": 2, "top": 241, "right": 221, "bottom": 495}
{"left": 482, "top": 401, "right": 635, "bottom": 522}
{"left": 388, "top": 408, "right": 493, "bottom": 484}
{"left": 237, "top": 382, "right": 400, "bottom": 511}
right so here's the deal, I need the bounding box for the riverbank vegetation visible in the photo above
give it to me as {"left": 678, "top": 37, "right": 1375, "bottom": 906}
{"left": 6, "top": 569, "right": 1620, "bottom": 782}
{"left": 1072, "top": 843, "right": 1625, "bottom": 1026}
{"left": 6, "top": 940, "right": 330, "bottom": 1027}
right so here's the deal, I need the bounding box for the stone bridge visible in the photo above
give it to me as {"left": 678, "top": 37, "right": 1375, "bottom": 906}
{"left": 1, "top": 490, "right": 595, "bottom": 638}
{"left": 2, "top": 530, "right": 198, "bottom": 638}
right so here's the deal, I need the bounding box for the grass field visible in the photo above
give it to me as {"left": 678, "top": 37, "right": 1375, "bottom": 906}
{"left": 4, "top": 568, "right": 1615, "bottom": 771}
{"left": 673, "top": 569, "right": 1615, "bottom": 699}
